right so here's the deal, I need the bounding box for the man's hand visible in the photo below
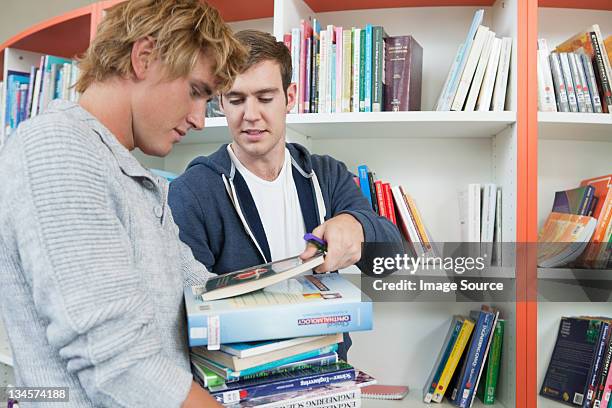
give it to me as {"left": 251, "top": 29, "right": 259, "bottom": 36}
{"left": 182, "top": 381, "right": 223, "bottom": 408}
{"left": 299, "top": 214, "right": 364, "bottom": 273}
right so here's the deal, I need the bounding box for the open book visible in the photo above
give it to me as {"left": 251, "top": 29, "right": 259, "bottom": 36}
{"left": 197, "top": 252, "right": 325, "bottom": 301}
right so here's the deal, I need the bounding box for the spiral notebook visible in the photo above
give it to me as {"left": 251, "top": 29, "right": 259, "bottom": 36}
{"left": 362, "top": 384, "right": 409, "bottom": 400}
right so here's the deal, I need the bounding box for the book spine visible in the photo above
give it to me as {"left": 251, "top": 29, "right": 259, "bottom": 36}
{"left": 253, "top": 388, "right": 361, "bottom": 408}
{"left": 305, "top": 37, "right": 312, "bottom": 114}
{"left": 457, "top": 312, "right": 495, "bottom": 408}
{"left": 383, "top": 183, "right": 397, "bottom": 225}
{"left": 452, "top": 25, "right": 488, "bottom": 111}
{"left": 374, "top": 180, "right": 387, "bottom": 218}
{"left": 575, "top": 52, "right": 594, "bottom": 113}
{"left": 590, "top": 31, "right": 612, "bottom": 113}
{"left": 594, "top": 330, "right": 612, "bottom": 407}
{"left": 431, "top": 319, "right": 475, "bottom": 403}
{"left": 342, "top": 29, "right": 352, "bottom": 113}
{"left": 326, "top": 25, "right": 334, "bottom": 113}
{"left": 404, "top": 193, "right": 432, "bottom": 251}
{"left": 559, "top": 52, "right": 579, "bottom": 112}
{"left": 330, "top": 43, "right": 336, "bottom": 113}
{"left": 582, "top": 53, "right": 603, "bottom": 113}
{"left": 367, "top": 172, "right": 379, "bottom": 215}
{"left": 568, "top": 53, "right": 588, "bottom": 112}
{"left": 593, "top": 25, "right": 612, "bottom": 113}
{"left": 481, "top": 320, "right": 504, "bottom": 404}
{"left": 584, "top": 322, "right": 610, "bottom": 408}
{"left": 437, "top": 43, "right": 465, "bottom": 110}
{"left": 357, "top": 165, "right": 373, "bottom": 208}
{"left": 372, "top": 26, "right": 384, "bottom": 112}
{"left": 291, "top": 28, "right": 301, "bottom": 114}
{"left": 423, "top": 318, "right": 463, "bottom": 403}
{"left": 602, "top": 353, "right": 612, "bottom": 408}
{"left": 537, "top": 39, "right": 557, "bottom": 112}
{"left": 364, "top": 24, "right": 373, "bottom": 112}
{"left": 311, "top": 21, "right": 320, "bottom": 114}
{"left": 465, "top": 31, "right": 494, "bottom": 112}
{"left": 335, "top": 26, "right": 343, "bottom": 114}
{"left": 238, "top": 352, "right": 339, "bottom": 383}
{"left": 492, "top": 37, "right": 512, "bottom": 111}
{"left": 231, "top": 346, "right": 338, "bottom": 378}
{"left": 212, "top": 367, "right": 356, "bottom": 404}
{"left": 298, "top": 21, "right": 307, "bottom": 114}
{"left": 476, "top": 38, "right": 501, "bottom": 111}
{"left": 549, "top": 53, "right": 570, "bottom": 112}
{"left": 359, "top": 30, "right": 366, "bottom": 112}
{"left": 352, "top": 28, "right": 361, "bottom": 112}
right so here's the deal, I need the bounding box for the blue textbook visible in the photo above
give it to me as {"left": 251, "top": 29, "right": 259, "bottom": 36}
{"left": 185, "top": 274, "right": 372, "bottom": 348}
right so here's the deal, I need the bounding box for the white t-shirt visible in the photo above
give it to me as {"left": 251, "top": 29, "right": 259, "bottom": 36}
{"left": 228, "top": 145, "right": 306, "bottom": 261}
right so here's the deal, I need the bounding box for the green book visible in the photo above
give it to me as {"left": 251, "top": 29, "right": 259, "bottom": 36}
{"left": 359, "top": 29, "right": 366, "bottom": 112}
{"left": 477, "top": 319, "right": 505, "bottom": 404}
{"left": 191, "top": 360, "right": 225, "bottom": 388}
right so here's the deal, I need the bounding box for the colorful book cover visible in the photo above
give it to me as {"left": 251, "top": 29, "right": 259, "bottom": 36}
{"left": 423, "top": 316, "right": 463, "bottom": 402}
{"left": 476, "top": 319, "right": 505, "bottom": 404}
{"left": 553, "top": 186, "right": 595, "bottom": 216}
{"left": 359, "top": 29, "right": 366, "bottom": 112}
{"left": 364, "top": 24, "right": 373, "bottom": 112}
{"left": 185, "top": 273, "right": 373, "bottom": 347}
{"left": 357, "top": 165, "right": 373, "bottom": 208}
{"left": 583, "top": 321, "right": 610, "bottom": 408}
{"left": 593, "top": 322, "right": 612, "bottom": 407}
{"left": 541, "top": 317, "right": 601, "bottom": 406}
{"left": 209, "top": 362, "right": 356, "bottom": 404}
{"left": 455, "top": 308, "right": 497, "bottom": 408}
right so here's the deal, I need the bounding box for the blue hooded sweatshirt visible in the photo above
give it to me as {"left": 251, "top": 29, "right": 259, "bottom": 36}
{"left": 169, "top": 143, "right": 402, "bottom": 359}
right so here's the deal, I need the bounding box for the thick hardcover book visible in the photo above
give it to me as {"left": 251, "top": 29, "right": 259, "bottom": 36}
{"left": 198, "top": 253, "right": 324, "bottom": 301}
{"left": 209, "top": 362, "right": 356, "bottom": 404}
{"left": 383, "top": 35, "right": 423, "bottom": 112}
{"left": 455, "top": 308, "right": 498, "bottom": 408}
{"left": 476, "top": 319, "right": 505, "bottom": 405}
{"left": 553, "top": 186, "right": 595, "bottom": 216}
{"left": 191, "top": 361, "right": 226, "bottom": 388}
{"left": 193, "top": 333, "right": 342, "bottom": 371}
{"left": 583, "top": 321, "right": 610, "bottom": 408}
{"left": 423, "top": 316, "right": 464, "bottom": 402}
{"left": 185, "top": 273, "right": 373, "bottom": 347}
{"left": 541, "top": 317, "right": 601, "bottom": 406}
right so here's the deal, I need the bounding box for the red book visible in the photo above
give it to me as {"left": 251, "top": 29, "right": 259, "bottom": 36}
{"left": 283, "top": 33, "right": 291, "bottom": 51}
{"left": 383, "top": 183, "right": 397, "bottom": 225}
{"left": 374, "top": 180, "right": 387, "bottom": 218}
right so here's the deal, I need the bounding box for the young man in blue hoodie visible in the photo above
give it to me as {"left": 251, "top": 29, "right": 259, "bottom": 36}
{"left": 168, "top": 30, "right": 402, "bottom": 359}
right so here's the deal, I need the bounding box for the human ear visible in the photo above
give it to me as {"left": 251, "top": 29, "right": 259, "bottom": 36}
{"left": 285, "top": 83, "right": 297, "bottom": 113}
{"left": 131, "top": 36, "right": 156, "bottom": 80}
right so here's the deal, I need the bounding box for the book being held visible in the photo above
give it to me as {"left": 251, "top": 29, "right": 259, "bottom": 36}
{"left": 197, "top": 252, "right": 325, "bottom": 301}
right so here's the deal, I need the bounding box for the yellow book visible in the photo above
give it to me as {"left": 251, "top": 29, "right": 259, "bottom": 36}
{"left": 605, "top": 35, "right": 612, "bottom": 65}
{"left": 431, "top": 318, "right": 475, "bottom": 403}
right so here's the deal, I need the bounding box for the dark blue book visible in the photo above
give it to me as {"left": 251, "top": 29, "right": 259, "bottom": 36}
{"left": 209, "top": 362, "right": 355, "bottom": 404}
{"left": 553, "top": 186, "right": 595, "bottom": 216}
{"left": 454, "top": 308, "right": 497, "bottom": 408}
{"left": 583, "top": 321, "right": 610, "bottom": 408}
{"left": 541, "top": 317, "right": 600, "bottom": 406}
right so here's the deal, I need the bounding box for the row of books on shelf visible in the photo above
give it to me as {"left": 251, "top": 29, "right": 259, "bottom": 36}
{"left": 538, "top": 26, "right": 612, "bottom": 114}
{"left": 184, "top": 269, "right": 386, "bottom": 406}
{"left": 283, "top": 20, "right": 423, "bottom": 114}
{"left": 1, "top": 54, "right": 79, "bottom": 139}
{"left": 423, "top": 306, "right": 504, "bottom": 407}
{"left": 538, "top": 174, "right": 612, "bottom": 269}
{"left": 541, "top": 316, "right": 612, "bottom": 408}
{"left": 355, "top": 166, "right": 502, "bottom": 264}
{"left": 435, "top": 9, "right": 512, "bottom": 112}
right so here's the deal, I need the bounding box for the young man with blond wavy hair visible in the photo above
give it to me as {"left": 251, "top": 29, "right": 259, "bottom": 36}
{"left": 0, "top": 1, "right": 245, "bottom": 406}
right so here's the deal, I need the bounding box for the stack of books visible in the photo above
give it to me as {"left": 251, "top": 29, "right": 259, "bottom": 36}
{"left": 435, "top": 9, "right": 513, "bottom": 112}
{"left": 2, "top": 53, "right": 79, "bottom": 137}
{"left": 541, "top": 316, "right": 612, "bottom": 407}
{"left": 283, "top": 20, "right": 423, "bottom": 113}
{"left": 538, "top": 29, "right": 612, "bottom": 113}
{"left": 184, "top": 255, "right": 375, "bottom": 406}
{"left": 538, "top": 174, "right": 611, "bottom": 268}
{"left": 422, "top": 306, "right": 505, "bottom": 407}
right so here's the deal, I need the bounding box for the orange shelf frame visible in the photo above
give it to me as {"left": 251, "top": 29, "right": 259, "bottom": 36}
{"left": 539, "top": 0, "right": 612, "bottom": 10}
{"left": 303, "top": 0, "right": 495, "bottom": 13}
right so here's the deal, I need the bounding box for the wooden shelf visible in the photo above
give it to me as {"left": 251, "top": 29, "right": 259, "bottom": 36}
{"left": 0, "top": 322, "right": 12, "bottom": 367}
{"left": 180, "top": 112, "right": 516, "bottom": 144}
{"left": 303, "top": 0, "right": 495, "bottom": 13}
{"left": 538, "top": 112, "right": 612, "bottom": 142}
{"left": 539, "top": 0, "right": 612, "bottom": 10}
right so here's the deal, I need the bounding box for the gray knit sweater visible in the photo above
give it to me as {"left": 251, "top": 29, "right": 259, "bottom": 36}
{"left": 0, "top": 100, "right": 212, "bottom": 407}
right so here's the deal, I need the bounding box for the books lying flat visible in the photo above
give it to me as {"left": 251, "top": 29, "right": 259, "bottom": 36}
{"left": 538, "top": 212, "right": 597, "bottom": 268}
{"left": 194, "top": 333, "right": 342, "bottom": 371}
{"left": 209, "top": 361, "right": 356, "bottom": 404}
{"left": 362, "top": 385, "right": 409, "bottom": 400}
{"left": 199, "top": 253, "right": 325, "bottom": 301}
{"left": 192, "top": 346, "right": 339, "bottom": 380}
{"left": 185, "top": 274, "right": 373, "bottom": 347}
{"left": 220, "top": 335, "right": 336, "bottom": 359}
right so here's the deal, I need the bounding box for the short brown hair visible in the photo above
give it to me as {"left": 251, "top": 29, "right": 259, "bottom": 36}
{"left": 75, "top": 0, "right": 246, "bottom": 93}
{"left": 234, "top": 30, "right": 292, "bottom": 94}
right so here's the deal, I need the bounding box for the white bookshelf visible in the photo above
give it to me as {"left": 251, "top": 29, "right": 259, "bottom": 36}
{"left": 539, "top": 112, "right": 612, "bottom": 142}
{"left": 362, "top": 395, "right": 508, "bottom": 407}
{"left": 0, "top": 321, "right": 12, "bottom": 367}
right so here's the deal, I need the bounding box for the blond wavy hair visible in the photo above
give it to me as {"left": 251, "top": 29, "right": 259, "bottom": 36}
{"left": 75, "top": 0, "right": 246, "bottom": 93}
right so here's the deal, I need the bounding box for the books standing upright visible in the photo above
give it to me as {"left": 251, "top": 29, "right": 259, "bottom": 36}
{"left": 384, "top": 35, "right": 423, "bottom": 111}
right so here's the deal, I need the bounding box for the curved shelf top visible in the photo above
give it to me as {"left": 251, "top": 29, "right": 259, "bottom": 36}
{"left": 303, "top": 0, "right": 495, "bottom": 13}
{"left": 539, "top": 0, "right": 612, "bottom": 10}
